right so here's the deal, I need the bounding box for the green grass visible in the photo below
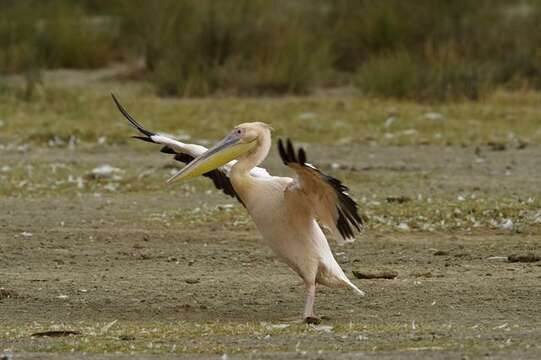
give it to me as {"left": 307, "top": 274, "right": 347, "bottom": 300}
{"left": 1, "top": 82, "right": 540, "bottom": 147}
{"left": 1, "top": 321, "right": 535, "bottom": 355}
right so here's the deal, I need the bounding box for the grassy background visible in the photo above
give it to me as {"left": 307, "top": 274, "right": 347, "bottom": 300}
{"left": 1, "top": 0, "right": 541, "bottom": 100}
{"left": 2, "top": 321, "right": 537, "bottom": 355}
{"left": 2, "top": 84, "right": 541, "bottom": 146}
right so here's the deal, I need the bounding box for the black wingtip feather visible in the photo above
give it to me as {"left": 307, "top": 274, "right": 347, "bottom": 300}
{"left": 298, "top": 147, "right": 306, "bottom": 165}
{"left": 286, "top": 139, "right": 296, "bottom": 163}
{"left": 174, "top": 153, "right": 195, "bottom": 163}
{"left": 132, "top": 136, "right": 155, "bottom": 143}
{"left": 278, "top": 139, "right": 287, "bottom": 164}
{"left": 111, "top": 93, "right": 155, "bottom": 138}
{"left": 160, "top": 146, "right": 176, "bottom": 154}
{"left": 278, "top": 138, "right": 364, "bottom": 240}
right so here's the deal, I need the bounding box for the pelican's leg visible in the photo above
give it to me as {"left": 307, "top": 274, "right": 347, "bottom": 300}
{"left": 303, "top": 284, "right": 320, "bottom": 324}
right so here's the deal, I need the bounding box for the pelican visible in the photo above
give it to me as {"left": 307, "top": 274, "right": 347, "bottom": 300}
{"left": 112, "top": 94, "right": 364, "bottom": 323}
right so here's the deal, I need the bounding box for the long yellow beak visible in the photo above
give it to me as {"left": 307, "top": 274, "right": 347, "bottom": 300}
{"left": 167, "top": 132, "right": 256, "bottom": 183}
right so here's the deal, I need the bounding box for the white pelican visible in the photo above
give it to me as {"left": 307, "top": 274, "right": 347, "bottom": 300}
{"left": 112, "top": 94, "right": 364, "bottom": 323}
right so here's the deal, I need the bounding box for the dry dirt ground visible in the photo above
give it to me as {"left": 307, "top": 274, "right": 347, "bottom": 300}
{"left": 1, "top": 142, "right": 540, "bottom": 359}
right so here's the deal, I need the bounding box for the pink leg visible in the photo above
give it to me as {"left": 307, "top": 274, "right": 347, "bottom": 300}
{"left": 303, "top": 284, "right": 320, "bottom": 324}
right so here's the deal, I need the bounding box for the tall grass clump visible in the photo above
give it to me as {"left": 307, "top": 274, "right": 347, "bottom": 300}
{"left": 0, "top": 1, "right": 119, "bottom": 99}
{"left": 344, "top": 0, "right": 541, "bottom": 101}
{"left": 0, "top": 1, "right": 118, "bottom": 73}
{"left": 118, "top": 0, "right": 332, "bottom": 96}
{"left": 0, "top": 2, "right": 43, "bottom": 99}
{"left": 327, "top": 0, "right": 464, "bottom": 72}
{"left": 0, "top": 2, "right": 37, "bottom": 74}
{"left": 356, "top": 48, "right": 492, "bottom": 101}
{"left": 355, "top": 51, "right": 421, "bottom": 100}
{"left": 36, "top": 2, "right": 118, "bottom": 69}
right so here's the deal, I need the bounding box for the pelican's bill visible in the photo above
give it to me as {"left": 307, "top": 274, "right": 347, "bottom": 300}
{"left": 167, "top": 134, "right": 256, "bottom": 183}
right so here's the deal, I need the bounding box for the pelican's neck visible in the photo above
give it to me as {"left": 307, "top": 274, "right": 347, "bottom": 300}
{"left": 231, "top": 131, "right": 271, "bottom": 179}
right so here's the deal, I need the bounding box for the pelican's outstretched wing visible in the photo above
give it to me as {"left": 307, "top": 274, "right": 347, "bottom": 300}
{"left": 111, "top": 94, "right": 270, "bottom": 204}
{"left": 278, "top": 138, "right": 363, "bottom": 242}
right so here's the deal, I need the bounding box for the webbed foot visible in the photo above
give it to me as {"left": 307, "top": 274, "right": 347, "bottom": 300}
{"left": 303, "top": 316, "right": 321, "bottom": 325}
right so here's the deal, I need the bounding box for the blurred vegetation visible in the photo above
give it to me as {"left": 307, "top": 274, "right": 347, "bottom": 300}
{"left": 116, "top": 0, "right": 331, "bottom": 96}
{"left": 355, "top": 50, "right": 491, "bottom": 102}
{"left": 0, "top": 0, "right": 541, "bottom": 100}
{"left": 0, "top": 1, "right": 118, "bottom": 71}
{"left": 0, "top": 0, "right": 118, "bottom": 99}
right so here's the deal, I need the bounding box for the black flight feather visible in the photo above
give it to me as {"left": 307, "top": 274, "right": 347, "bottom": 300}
{"left": 111, "top": 93, "right": 154, "bottom": 138}
{"left": 277, "top": 138, "right": 363, "bottom": 240}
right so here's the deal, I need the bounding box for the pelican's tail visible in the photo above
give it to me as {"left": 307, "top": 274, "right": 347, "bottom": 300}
{"left": 318, "top": 259, "right": 365, "bottom": 296}
{"left": 343, "top": 277, "right": 365, "bottom": 296}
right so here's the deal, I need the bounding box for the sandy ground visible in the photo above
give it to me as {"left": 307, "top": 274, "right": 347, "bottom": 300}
{"left": 1, "top": 144, "right": 540, "bottom": 359}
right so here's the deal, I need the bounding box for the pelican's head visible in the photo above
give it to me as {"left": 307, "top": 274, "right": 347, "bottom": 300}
{"left": 167, "top": 122, "right": 272, "bottom": 183}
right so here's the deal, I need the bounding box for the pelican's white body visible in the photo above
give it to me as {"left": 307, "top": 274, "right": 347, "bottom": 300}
{"left": 234, "top": 175, "right": 352, "bottom": 289}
